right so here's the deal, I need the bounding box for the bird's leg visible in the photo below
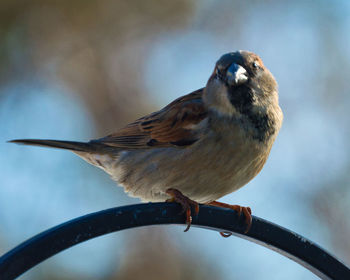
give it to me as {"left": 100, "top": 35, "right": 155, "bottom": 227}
{"left": 166, "top": 188, "right": 200, "bottom": 232}
{"left": 207, "top": 201, "right": 252, "bottom": 237}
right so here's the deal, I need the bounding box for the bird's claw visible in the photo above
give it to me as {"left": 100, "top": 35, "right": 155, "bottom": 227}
{"left": 166, "top": 188, "right": 199, "bottom": 232}
{"left": 208, "top": 201, "right": 252, "bottom": 237}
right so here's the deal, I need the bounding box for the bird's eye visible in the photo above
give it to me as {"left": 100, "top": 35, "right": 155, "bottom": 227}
{"left": 252, "top": 61, "right": 260, "bottom": 69}
{"left": 215, "top": 67, "right": 224, "bottom": 78}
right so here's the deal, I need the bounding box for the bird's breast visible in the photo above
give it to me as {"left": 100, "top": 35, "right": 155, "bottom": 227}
{"left": 103, "top": 121, "right": 271, "bottom": 203}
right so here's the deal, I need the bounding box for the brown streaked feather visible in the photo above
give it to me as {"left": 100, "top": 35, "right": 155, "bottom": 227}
{"left": 97, "top": 89, "right": 207, "bottom": 149}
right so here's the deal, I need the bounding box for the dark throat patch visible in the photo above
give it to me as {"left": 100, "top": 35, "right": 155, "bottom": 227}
{"left": 228, "top": 85, "right": 275, "bottom": 142}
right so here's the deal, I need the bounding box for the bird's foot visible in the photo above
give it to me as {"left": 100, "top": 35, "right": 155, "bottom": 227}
{"left": 166, "top": 188, "right": 200, "bottom": 232}
{"left": 208, "top": 201, "right": 252, "bottom": 237}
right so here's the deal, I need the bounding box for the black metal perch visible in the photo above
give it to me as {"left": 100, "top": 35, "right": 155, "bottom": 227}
{"left": 0, "top": 203, "right": 349, "bottom": 280}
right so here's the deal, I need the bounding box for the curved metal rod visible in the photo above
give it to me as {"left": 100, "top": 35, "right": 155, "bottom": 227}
{"left": 0, "top": 203, "right": 349, "bottom": 280}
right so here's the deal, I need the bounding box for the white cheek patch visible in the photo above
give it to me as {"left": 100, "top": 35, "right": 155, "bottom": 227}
{"left": 205, "top": 80, "right": 238, "bottom": 116}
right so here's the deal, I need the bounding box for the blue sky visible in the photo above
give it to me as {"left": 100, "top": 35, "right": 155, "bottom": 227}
{"left": 1, "top": 1, "right": 350, "bottom": 279}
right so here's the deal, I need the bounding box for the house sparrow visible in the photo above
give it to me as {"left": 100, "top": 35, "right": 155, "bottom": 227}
{"left": 10, "top": 50, "right": 283, "bottom": 235}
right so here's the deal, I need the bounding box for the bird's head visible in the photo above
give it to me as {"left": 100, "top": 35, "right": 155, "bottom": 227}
{"left": 204, "top": 50, "right": 279, "bottom": 118}
{"left": 204, "top": 50, "right": 282, "bottom": 141}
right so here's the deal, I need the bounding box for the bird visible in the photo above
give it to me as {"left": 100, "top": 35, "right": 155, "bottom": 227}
{"left": 10, "top": 50, "right": 283, "bottom": 236}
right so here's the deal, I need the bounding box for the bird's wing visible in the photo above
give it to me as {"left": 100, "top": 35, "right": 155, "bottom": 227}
{"left": 96, "top": 88, "right": 207, "bottom": 149}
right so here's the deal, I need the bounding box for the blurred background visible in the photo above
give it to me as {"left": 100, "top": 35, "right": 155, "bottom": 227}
{"left": 1, "top": 0, "right": 350, "bottom": 279}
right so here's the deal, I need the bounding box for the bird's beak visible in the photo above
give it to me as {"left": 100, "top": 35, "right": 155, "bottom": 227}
{"left": 226, "top": 63, "right": 248, "bottom": 86}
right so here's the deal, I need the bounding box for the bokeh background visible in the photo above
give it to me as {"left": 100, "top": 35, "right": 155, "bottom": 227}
{"left": 1, "top": 0, "right": 350, "bottom": 279}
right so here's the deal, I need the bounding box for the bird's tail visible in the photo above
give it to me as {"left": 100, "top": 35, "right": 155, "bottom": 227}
{"left": 8, "top": 139, "right": 103, "bottom": 153}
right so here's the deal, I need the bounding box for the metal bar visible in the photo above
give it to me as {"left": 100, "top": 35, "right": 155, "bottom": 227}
{"left": 0, "top": 203, "right": 349, "bottom": 280}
